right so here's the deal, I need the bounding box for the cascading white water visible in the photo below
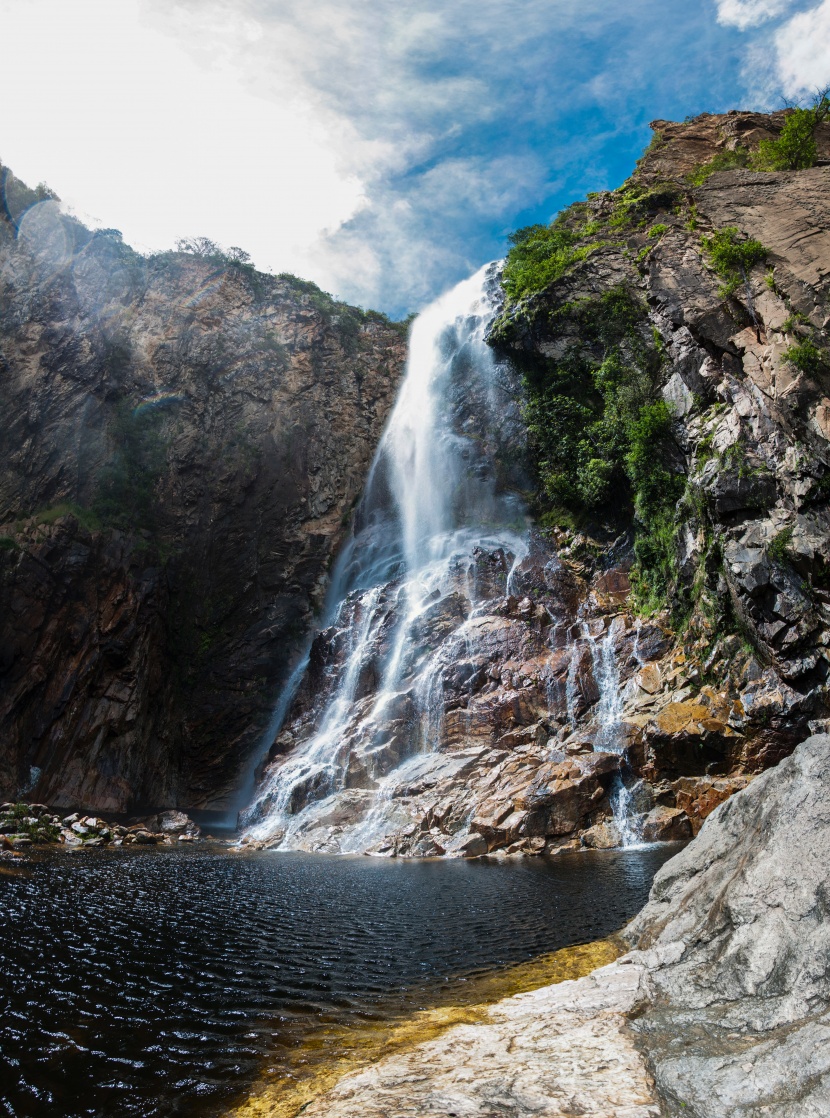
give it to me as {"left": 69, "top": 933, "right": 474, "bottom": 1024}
{"left": 581, "top": 617, "right": 645, "bottom": 848}
{"left": 241, "top": 264, "right": 529, "bottom": 851}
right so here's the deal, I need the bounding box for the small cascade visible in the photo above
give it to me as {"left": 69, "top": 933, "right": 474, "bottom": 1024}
{"left": 241, "top": 264, "right": 529, "bottom": 851}
{"left": 581, "top": 616, "right": 645, "bottom": 848}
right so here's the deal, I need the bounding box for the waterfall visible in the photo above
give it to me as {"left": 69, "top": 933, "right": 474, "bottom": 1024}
{"left": 581, "top": 618, "right": 644, "bottom": 848}
{"left": 241, "top": 264, "right": 529, "bottom": 851}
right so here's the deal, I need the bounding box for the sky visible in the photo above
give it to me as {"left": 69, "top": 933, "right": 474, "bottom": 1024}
{"left": 1, "top": 0, "right": 829, "bottom": 317}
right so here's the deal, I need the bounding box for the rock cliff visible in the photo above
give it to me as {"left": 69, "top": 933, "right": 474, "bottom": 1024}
{"left": 0, "top": 168, "right": 406, "bottom": 811}
{"left": 246, "top": 109, "right": 830, "bottom": 856}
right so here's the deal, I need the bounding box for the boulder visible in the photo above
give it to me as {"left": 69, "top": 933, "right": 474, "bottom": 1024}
{"left": 639, "top": 806, "right": 692, "bottom": 842}
{"left": 157, "top": 810, "right": 201, "bottom": 837}
{"left": 581, "top": 820, "right": 622, "bottom": 849}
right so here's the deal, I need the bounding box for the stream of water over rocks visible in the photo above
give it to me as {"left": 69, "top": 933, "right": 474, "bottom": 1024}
{"left": 0, "top": 844, "right": 678, "bottom": 1117}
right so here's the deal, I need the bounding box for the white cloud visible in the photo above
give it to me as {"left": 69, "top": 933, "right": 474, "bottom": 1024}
{"left": 0, "top": 0, "right": 766, "bottom": 314}
{"left": 0, "top": 0, "right": 363, "bottom": 276}
{"left": 716, "top": 0, "right": 793, "bottom": 30}
{"left": 774, "top": 0, "right": 830, "bottom": 94}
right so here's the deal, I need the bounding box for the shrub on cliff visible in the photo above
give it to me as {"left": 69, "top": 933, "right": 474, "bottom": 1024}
{"left": 701, "top": 226, "right": 767, "bottom": 297}
{"left": 686, "top": 146, "right": 749, "bottom": 185}
{"left": 520, "top": 286, "right": 684, "bottom": 604}
{"left": 501, "top": 208, "right": 605, "bottom": 302}
{"left": 782, "top": 337, "right": 828, "bottom": 376}
{"left": 753, "top": 92, "right": 830, "bottom": 171}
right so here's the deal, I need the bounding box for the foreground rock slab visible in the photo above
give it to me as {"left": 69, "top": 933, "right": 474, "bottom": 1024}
{"left": 300, "top": 961, "right": 660, "bottom": 1118}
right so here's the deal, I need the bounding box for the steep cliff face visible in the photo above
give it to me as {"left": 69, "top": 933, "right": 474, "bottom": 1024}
{"left": 245, "top": 109, "right": 830, "bottom": 857}
{"left": 0, "top": 169, "right": 406, "bottom": 811}
{"left": 481, "top": 108, "right": 830, "bottom": 840}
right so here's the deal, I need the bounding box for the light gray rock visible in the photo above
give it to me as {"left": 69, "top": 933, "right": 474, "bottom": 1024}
{"left": 624, "top": 732, "right": 830, "bottom": 1115}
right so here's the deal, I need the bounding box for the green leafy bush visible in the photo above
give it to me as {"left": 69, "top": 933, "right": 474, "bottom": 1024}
{"left": 782, "top": 338, "right": 827, "bottom": 375}
{"left": 519, "top": 286, "right": 684, "bottom": 607}
{"left": 767, "top": 526, "right": 794, "bottom": 564}
{"left": 648, "top": 223, "right": 668, "bottom": 238}
{"left": 501, "top": 210, "right": 606, "bottom": 302}
{"left": 701, "top": 226, "right": 768, "bottom": 296}
{"left": 754, "top": 96, "right": 829, "bottom": 171}
{"left": 608, "top": 183, "right": 680, "bottom": 230}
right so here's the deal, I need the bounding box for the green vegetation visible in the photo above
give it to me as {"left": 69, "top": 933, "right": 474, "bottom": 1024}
{"left": 277, "top": 272, "right": 411, "bottom": 341}
{"left": 35, "top": 503, "right": 102, "bottom": 531}
{"left": 519, "top": 285, "right": 684, "bottom": 608}
{"left": 782, "top": 337, "right": 827, "bottom": 375}
{"left": 767, "top": 526, "right": 794, "bottom": 564}
{"left": 500, "top": 183, "right": 684, "bottom": 305}
{"left": 781, "top": 311, "right": 809, "bottom": 332}
{"left": 686, "top": 146, "right": 750, "bottom": 185}
{"left": 500, "top": 209, "right": 607, "bottom": 302}
{"left": 608, "top": 182, "right": 680, "bottom": 230}
{"left": 754, "top": 93, "right": 830, "bottom": 171}
{"left": 701, "top": 226, "right": 768, "bottom": 297}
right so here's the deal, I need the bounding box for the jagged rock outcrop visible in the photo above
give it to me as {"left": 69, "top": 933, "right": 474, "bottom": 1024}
{"left": 0, "top": 168, "right": 406, "bottom": 811}
{"left": 275, "top": 733, "right": 830, "bottom": 1117}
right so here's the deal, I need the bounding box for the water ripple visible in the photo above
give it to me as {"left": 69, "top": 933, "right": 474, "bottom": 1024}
{"left": 0, "top": 845, "right": 676, "bottom": 1117}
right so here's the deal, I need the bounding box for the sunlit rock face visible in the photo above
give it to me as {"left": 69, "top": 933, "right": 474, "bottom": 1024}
{"left": 0, "top": 169, "right": 406, "bottom": 811}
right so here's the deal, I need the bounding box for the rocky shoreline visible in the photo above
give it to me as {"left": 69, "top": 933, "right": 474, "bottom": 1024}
{"left": 0, "top": 802, "right": 205, "bottom": 853}
{"left": 240, "top": 732, "right": 830, "bottom": 1118}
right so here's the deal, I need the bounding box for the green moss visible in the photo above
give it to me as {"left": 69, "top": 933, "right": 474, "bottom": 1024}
{"left": 701, "top": 226, "right": 768, "bottom": 297}
{"left": 686, "top": 146, "right": 750, "bottom": 185}
{"left": 34, "top": 503, "right": 101, "bottom": 531}
{"left": 648, "top": 223, "right": 668, "bottom": 238}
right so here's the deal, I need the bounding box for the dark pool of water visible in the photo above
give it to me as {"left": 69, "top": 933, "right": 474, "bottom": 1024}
{"left": 0, "top": 844, "right": 678, "bottom": 1118}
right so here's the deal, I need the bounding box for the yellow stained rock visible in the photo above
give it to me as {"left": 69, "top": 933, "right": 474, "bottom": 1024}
{"left": 226, "top": 938, "right": 622, "bottom": 1118}
{"left": 652, "top": 701, "right": 710, "bottom": 735}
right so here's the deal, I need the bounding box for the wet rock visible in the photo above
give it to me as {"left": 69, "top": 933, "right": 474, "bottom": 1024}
{"left": 639, "top": 806, "right": 692, "bottom": 843}
{"left": 157, "top": 810, "right": 201, "bottom": 837}
{"left": 581, "top": 820, "right": 622, "bottom": 849}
